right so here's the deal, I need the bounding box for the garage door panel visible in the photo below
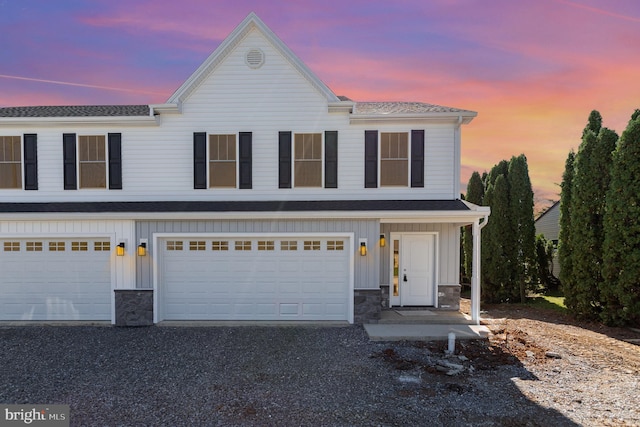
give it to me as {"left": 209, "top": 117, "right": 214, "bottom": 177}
{"left": 161, "top": 236, "right": 350, "bottom": 321}
{"left": 0, "top": 238, "right": 111, "bottom": 321}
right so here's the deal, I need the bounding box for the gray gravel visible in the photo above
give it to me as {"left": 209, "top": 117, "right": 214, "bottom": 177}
{"left": 0, "top": 325, "right": 577, "bottom": 426}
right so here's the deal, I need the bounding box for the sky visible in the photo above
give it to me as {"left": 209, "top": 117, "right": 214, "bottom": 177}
{"left": 1, "top": 0, "right": 639, "bottom": 213}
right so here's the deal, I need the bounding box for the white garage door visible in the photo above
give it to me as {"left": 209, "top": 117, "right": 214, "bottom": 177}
{"left": 159, "top": 235, "right": 352, "bottom": 321}
{"left": 0, "top": 238, "right": 112, "bottom": 321}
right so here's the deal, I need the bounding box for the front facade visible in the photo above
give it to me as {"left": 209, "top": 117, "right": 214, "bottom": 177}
{"left": 0, "top": 13, "right": 489, "bottom": 325}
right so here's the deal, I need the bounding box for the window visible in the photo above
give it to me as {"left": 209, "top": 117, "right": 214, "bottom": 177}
{"left": 94, "top": 241, "right": 111, "bottom": 251}
{"left": 304, "top": 240, "right": 321, "bottom": 251}
{"left": 0, "top": 136, "right": 21, "bottom": 189}
{"left": 281, "top": 241, "right": 298, "bottom": 251}
{"left": 26, "top": 242, "right": 43, "bottom": 252}
{"left": 3, "top": 241, "right": 20, "bottom": 252}
{"left": 294, "top": 133, "right": 322, "bottom": 187}
{"left": 327, "top": 240, "right": 344, "bottom": 251}
{"left": 209, "top": 134, "right": 236, "bottom": 188}
{"left": 166, "top": 241, "right": 183, "bottom": 251}
{"left": 72, "top": 241, "right": 88, "bottom": 251}
{"left": 235, "top": 241, "right": 252, "bottom": 251}
{"left": 212, "top": 241, "right": 229, "bottom": 251}
{"left": 258, "top": 241, "right": 275, "bottom": 251}
{"left": 49, "top": 242, "right": 65, "bottom": 251}
{"left": 78, "top": 135, "right": 106, "bottom": 188}
{"left": 189, "top": 241, "right": 206, "bottom": 251}
{"left": 380, "top": 132, "right": 408, "bottom": 186}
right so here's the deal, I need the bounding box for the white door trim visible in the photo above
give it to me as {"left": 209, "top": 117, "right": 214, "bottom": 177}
{"left": 388, "top": 232, "right": 439, "bottom": 308}
{"left": 153, "top": 232, "right": 355, "bottom": 323}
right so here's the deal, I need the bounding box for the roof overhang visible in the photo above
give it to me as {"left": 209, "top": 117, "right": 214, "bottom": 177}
{"left": 350, "top": 112, "right": 477, "bottom": 125}
{"left": 0, "top": 115, "right": 159, "bottom": 128}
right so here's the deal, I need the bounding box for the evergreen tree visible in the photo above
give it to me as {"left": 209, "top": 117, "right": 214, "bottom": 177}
{"left": 567, "top": 113, "right": 617, "bottom": 319}
{"left": 558, "top": 150, "right": 575, "bottom": 301}
{"left": 508, "top": 154, "right": 536, "bottom": 303}
{"left": 463, "top": 171, "right": 484, "bottom": 280}
{"left": 535, "top": 234, "right": 555, "bottom": 292}
{"left": 482, "top": 174, "right": 517, "bottom": 302}
{"left": 602, "top": 112, "right": 640, "bottom": 325}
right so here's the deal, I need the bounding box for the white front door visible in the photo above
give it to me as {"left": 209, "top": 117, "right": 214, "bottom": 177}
{"left": 392, "top": 233, "right": 436, "bottom": 306}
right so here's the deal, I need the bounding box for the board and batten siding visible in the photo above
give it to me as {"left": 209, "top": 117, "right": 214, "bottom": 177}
{"left": 135, "top": 219, "right": 379, "bottom": 290}
{"left": 0, "top": 219, "right": 136, "bottom": 289}
{"left": 380, "top": 223, "right": 461, "bottom": 286}
{"left": 0, "top": 28, "right": 460, "bottom": 204}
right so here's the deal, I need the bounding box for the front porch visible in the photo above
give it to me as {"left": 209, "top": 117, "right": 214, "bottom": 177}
{"left": 363, "top": 299, "right": 490, "bottom": 341}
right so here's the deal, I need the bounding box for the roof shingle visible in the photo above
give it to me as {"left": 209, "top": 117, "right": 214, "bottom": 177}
{"left": 0, "top": 105, "right": 150, "bottom": 118}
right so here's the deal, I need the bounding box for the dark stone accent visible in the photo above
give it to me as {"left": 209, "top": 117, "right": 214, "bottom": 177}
{"left": 115, "top": 290, "right": 153, "bottom": 327}
{"left": 379, "top": 285, "right": 390, "bottom": 309}
{"left": 354, "top": 289, "right": 381, "bottom": 324}
{"left": 437, "top": 285, "right": 461, "bottom": 311}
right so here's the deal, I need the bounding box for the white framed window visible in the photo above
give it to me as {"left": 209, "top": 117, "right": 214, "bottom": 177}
{"left": 3, "top": 241, "right": 20, "bottom": 252}
{"left": 26, "top": 242, "right": 43, "bottom": 252}
{"left": 303, "top": 240, "right": 321, "bottom": 251}
{"left": 281, "top": 241, "right": 298, "bottom": 251}
{"left": 212, "top": 241, "right": 229, "bottom": 251}
{"left": 49, "top": 242, "right": 65, "bottom": 251}
{"left": 294, "top": 133, "right": 322, "bottom": 187}
{"left": 380, "top": 132, "right": 408, "bottom": 187}
{"left": 78, "top": 135, "right": 107, "bottom": 189}
{"left": 235, "top": 241, "right": 252, "bottom": 251}
{"left": 209, "top": 134, "right": 237, "bottom": 188}
{"left": 166, "top": 241, "right": 183, "bottom": 251}
{"left": 0, "top": 136, "right": 22, "bottom": 189}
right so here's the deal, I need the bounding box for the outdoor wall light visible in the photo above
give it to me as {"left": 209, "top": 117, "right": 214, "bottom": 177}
{"left": 116, "top": 242, "right": 125, "bottom": 257}
{"left": 137, "top": 242, "right": 147, "bottom": 257}
{"left": 379, "top": 234, "right": 386, "bottom": 248}
{"left": 360, "top": 241, "right": 367, "bottom": 256}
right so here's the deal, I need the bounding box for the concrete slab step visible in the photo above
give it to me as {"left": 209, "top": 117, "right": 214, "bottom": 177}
{"left": 363, "top": 323, "right": 490, "bottom": 341}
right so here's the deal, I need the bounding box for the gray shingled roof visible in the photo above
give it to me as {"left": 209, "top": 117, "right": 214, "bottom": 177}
{"left": 0, "top": 105, "right": 150, "bottom": 117}
{"left": 0, "top": 200, "right": 469, "bottom": 213}
{"left": 353, "top": 102, "right": 474, "bottom": 115}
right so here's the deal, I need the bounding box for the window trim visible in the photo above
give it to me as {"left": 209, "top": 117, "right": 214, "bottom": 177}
{"left": 77, "top": 134, "right": 108, "bottom": 189}
{"left": 379, "top": 131, "right": 410, "bottom": 188}
{"left": 293, "top": 132, "right": 324, "bottom": 188}
{"left": 0, "top": 135, "right": 23, "bottom": 190}
{"left": 208, "top": 133, "right": 238, "bottom": 189}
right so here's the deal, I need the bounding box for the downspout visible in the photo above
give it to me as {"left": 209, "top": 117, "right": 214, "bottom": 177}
{"left": 471, "top": 213, "right": 489, "bottom": 324}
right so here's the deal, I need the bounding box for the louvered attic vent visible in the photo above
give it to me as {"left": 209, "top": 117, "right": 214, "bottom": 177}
{"left": 245, "top": 48, "right": 265, "bottom": 69}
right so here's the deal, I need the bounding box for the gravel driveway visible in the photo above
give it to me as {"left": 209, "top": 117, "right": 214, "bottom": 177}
{"left": 0, "top": 323, "right": 585, "bottom": 426}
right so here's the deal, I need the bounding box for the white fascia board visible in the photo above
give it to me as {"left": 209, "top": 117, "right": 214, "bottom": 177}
{"left": 350, "top": 112, "right": 477, "bottom": 125}
{"left": 328, "top": 101, "right": 355, "bottom": 114}
{"left": 0, "top": 209, "right": 489, "bottom": 224}
{"left": 0, "top": 115, "right": 159, "bottom": 128}
{"left": 149, "top": 103, "right": 181, "bottom": 115}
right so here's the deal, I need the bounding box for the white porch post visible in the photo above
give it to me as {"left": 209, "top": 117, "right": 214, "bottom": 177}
{"left": 471, "top": 218, "right": 481, "bottom": 324}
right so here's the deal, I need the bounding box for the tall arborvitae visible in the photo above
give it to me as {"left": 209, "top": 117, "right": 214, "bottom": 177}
{"left": 558, "top": 150, "right": 575, "bottom": 302}
{"left": 602, "top": 110, "right": 640, "bottom": 326}
{"left": 508, "top": 154, "right": 536, "bottom": 303}
{"left": 482, "top": 173, "right": 516, "bottom": 302}
{"left": 463, "top": 171, "right": 484, "bottom": 280}
{"left": 567, "top": 111, "right": 617, "bottom": 319}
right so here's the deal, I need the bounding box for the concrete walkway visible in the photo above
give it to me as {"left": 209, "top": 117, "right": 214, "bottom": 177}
{"left": 363, "top": 323, "right": 490, "bottom": 341}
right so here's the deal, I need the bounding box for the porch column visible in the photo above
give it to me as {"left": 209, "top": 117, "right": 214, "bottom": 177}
{"left": 471, "top": 218, "right": 481, "bottom": 324}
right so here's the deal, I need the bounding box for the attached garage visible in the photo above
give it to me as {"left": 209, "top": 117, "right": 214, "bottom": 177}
{"left": 0, "top": 237, "right": 113, "bottom": 321}
{"left": 155, "top": 233, "right": 354, "bottom": 322}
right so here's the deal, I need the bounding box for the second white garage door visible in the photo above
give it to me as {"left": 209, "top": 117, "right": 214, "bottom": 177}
{"left": 157, "top": 234, "right": 353, "bottom": 322}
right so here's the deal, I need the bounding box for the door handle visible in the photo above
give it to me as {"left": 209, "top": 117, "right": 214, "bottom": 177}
{"left": 403, "top": 274, "right": 408, "bottom": 282}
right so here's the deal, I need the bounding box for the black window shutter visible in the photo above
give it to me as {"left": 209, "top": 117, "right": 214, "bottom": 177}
{"left": 411, "top": 130, "right": 425, "bottom": 188}
{"left": 23, "top": 134, "right": 38, "bottom": 190}
{"left": 193, "top": 132, "right": 207, "bottom": 189}
{"left": 239, "top": 132, "right": 252, "bottom": 189}
{"left": 278, "top": 131, "right": 292, "bottom": 189}
{"left": 108, "top": 133, "right": 122, "bottom": 190}
{"left": 324, "top": 131, "right": 338, "bottom": 188}
{"left": 364, "top": 130, "right": 378, "bottom": 188}
{"left": 63, "top": 133, "right": 77, "bottom": 190}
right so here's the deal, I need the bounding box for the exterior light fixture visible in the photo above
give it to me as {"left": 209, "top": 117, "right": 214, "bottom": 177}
{"left": 137, "top": 242, "right": 147, "bottom": 257}
{"left": 360, "top": 241, "right": 367, "bottom": 256}
{"left": 379, "top": 234, "right": 386, "bottom": 248}
{"left": 116, "top": 242, "right": 125, "bottom": 257}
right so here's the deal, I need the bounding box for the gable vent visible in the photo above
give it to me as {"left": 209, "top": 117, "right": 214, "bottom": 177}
{"left": 245, "top": 48, "right": 265, "bottom": 69}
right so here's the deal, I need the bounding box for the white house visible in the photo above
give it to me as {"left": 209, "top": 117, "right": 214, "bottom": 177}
{"left": 0, "top": 13, "right": 489, "bottom": 325}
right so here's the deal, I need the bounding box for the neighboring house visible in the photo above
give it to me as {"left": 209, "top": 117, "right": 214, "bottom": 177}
{"left": 0, "top": 13, "right": 489, "bottom": 326}
{"left": 535, "top": 201, "right": 560, "bottom": 278}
